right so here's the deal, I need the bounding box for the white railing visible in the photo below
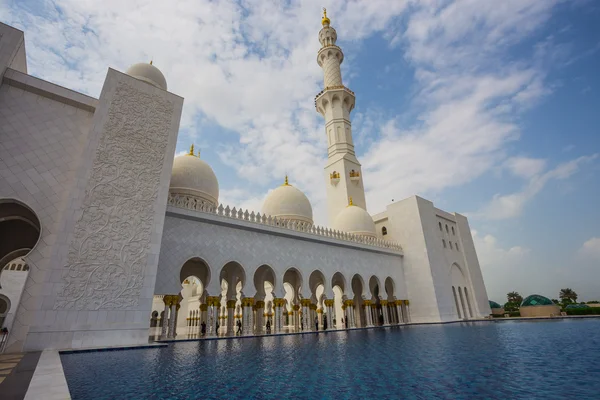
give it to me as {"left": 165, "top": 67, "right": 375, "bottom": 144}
{"left": 167, "top": 194, "right": 402, "bottom": 252}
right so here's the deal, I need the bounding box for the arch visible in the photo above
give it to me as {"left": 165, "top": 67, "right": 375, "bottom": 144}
{"left": 381, "top": 226, "right": 387, "bottom": 236}
{"left": 0, "top": 199, "right": 41, "bottom": 284}
{"left": 351, "top": 274, "right": 366, "bottom": 327}
{"left": 384, "top": 277, "right": 395, "bottom": 300}
{"left": 283, "top": 267, "right": 303, "bottom": 293}
{"left": 219, "top": 261, "right": 246, "bottom": 301}
{"left": 0, "top": 293, "right": 11, "bottom": 328}
{"left": 253, "top": 264, "right": 276, "bottom": 298}
{"left": 308, "top": 269, "right": 326, "bottom": 296}
{"left": 179, "top": 257, "right": 211, "bottom": 288}
{"left": 368, "top": 275, "right": 381, "bottom": 299}
{"left": 331, "top": 272, "right": 346, "bottom": 294}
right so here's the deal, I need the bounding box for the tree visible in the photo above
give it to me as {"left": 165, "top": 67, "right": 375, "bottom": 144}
{"left": 507, "top": 291, "right": 523, "bottom": 305}
{"left": 551, "top": 299, "right": 560, "bottom": 305}
{"left": 559, "top": 288, "right": 578, "bottom": 304}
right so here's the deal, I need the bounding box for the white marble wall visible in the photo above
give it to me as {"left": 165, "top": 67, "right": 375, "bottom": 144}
{"left": 1, "top": 64, "right": 183, "bottom": 351}
{"left": 383, "top": 196, "right": 491, "bottom": 322}
{"left": 155, "top": 207, "right": 407, "bottom": 306}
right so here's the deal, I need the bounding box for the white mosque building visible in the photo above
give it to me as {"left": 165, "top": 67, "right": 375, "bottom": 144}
{"left": 0, "top": 11, "right": 491, "bottom": 353}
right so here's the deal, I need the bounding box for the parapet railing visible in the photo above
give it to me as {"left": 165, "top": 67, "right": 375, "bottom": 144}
{"left": 167, "top": 194, "right": 402, "bottom": 252}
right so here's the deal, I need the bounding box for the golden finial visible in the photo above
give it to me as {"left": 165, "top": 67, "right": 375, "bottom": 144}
{"left": 348, "top": 196, "right": 353, "bottom": 206}
{"left": 322, "top": 7, "right": 330, "bottom": 26}
{"left": 197, "top": 149, "right": 201, "bottom": 158}
{"left": 283, "top": 175, "right": 290, "bottom": 186}
{"left": 188, "top": 144, "right": 194, "bottom": 155}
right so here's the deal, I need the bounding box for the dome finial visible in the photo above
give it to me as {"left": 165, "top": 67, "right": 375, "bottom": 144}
{"left": 322, "top": 7, "right": 330, "bottom": 26}
{"left": 348, "top": 196, "right": 353, "bottom": 206}
{"left": 283, "top": 175, "right": 290, "bottom": 186}
{"left": 188, "top": 144, "right": 195, "bottom": 156}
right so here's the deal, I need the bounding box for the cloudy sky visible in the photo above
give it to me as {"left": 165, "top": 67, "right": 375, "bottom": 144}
{"left": 2, "top": 0, "right": 599, "bottom": 303}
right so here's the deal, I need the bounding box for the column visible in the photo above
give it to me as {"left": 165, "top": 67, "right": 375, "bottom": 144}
{"left": 363, "top": 300, "right": 373, "bottom": 327}
{"left": 254, "top": 300, "right": 264, "bottom": 334}
{"left": 207, "top": 296, "right": 219, "bottom": 336}
{"left": 395, "top": 300, "right": 403, "bottom": 323}
{"left": 311, "top": 304, "right": 318, "bottom": 331}
{"left": 200, "top": 304, "right": 207, "bottom": 331}
{"left": 300, "top": 299, "right": 311, "bottom": 331}
{"left": 325, "top": 299, "right": 334, "bottom": 330}
{"left": 345, "top": 300, "right": 356, "bottom": 328}
{"left": 381, "top": 300, "right": 389, "bottom": 325}
{"left": 293, "top": 304, "right": 300, "bottom": 332}
{"left": 173, "top": 301, "right": 181, "bottom": 337}
{"left": 405, "top": 300, "right": 411, "bottom": 323}
{"left": 273, "top": 299, "right": 283, "bottom": 333}
{"left": 226, "top": 300, "right": 236, "bottom": 336}
{"left": 168, "top": 300, "right": 177, "bottom": 338}
{"left": 160, "top": 296, "right": 171, "bottom": 339}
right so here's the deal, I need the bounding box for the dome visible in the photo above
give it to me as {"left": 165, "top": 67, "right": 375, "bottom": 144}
{"left": 169, "top": 145, "right": 219, "bottom": 205}
{"left": 333, "top": 198, "right": 376, "bottom": 238}
{"left": 489, "top": 300, "right": 502, "bottom": 309}
{"left": 261, "top": 177, "right": 313, "bottom": 224}
{"left": 125, "top": 62, "right": 167, "bottom": 90}
{"left": 521, "top": 294, "right": 553, "bottom": 307}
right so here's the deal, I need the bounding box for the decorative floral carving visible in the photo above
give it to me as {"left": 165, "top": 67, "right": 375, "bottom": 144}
{"left": 55, "top": 81, "right": 174, "bottom": 310}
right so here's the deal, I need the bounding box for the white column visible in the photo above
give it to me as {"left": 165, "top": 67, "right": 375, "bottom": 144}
{"left": 364, "top": 301, "right": 372, "bottom": 327}
{"left": 168, "top": 302, "right": 177, "bottom": 338}
{"left": 255, "top": 300, "right": 264, "bottom": 334}
{"left": 160, "top": 297, "right": 170, "bottom": 339}
{"left": 325, "top": 300, "right": 334, "bottom": 330}
{"left": 207, "top": 296, "right": 218, "bottom": 336}
{"left": 226, "top": 300, "right": 235, "bottom": 336}
{"left": 396, "top": 302, "right": 404, "bottom": 323}
{"left": 382, "top": 301, "right": 390, "bottom": 325}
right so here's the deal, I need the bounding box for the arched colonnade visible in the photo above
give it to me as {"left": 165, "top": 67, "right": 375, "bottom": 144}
{"left": 154, "top": 257, "right": 411, "bottom": 338}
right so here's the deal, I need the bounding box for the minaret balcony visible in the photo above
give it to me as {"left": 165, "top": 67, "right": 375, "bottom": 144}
{"left": 314, "top": 87, "right": 356, "bottom": 116}
{"left": 349, "top": 170, "right": 360, "bottom": 183}
{"left": 330, "top": 171, "right": 341, "bottom": 185}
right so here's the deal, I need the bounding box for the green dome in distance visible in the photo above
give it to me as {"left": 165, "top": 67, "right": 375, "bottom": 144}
{"left": 489, "top": 300, "right": 502, "bottom": 309}
{"left": 521, "top": 294, "right": 553, "bottom": 307}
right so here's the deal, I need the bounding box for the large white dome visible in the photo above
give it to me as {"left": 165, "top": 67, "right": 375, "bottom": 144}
{"left": 170, "top": 148, "right": 219, "bottom": 205}
{"left": 261, "top": 178, "right": 313, "bottom": 224}
{"left": 333, "top": 200, "right": 376, "bottom": 238}
{"left": 125, "top": 62, "right": 167, "bottom": 90}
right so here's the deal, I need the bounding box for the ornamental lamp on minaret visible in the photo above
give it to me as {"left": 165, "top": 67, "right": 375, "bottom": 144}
{"left": 315, "top": 8, "right": 367, "bottom": 226}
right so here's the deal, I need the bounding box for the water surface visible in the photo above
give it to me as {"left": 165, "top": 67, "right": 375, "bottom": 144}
{"left": 61, "top": 319, "right": 600, "bottom": 399}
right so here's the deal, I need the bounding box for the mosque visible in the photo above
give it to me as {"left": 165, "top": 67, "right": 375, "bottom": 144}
{"left": 0, "top": 11, "right": 491, "bottom": 353}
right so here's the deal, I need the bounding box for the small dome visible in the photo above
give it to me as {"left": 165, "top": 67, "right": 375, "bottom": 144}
{"left": 521, "top": 294, "right": 553, "bottom": 307}
{"left": 489, "top": 300, "right": 502, "bottom": 309}
{"left": 333, "top": 199, "right": 376, "bottom": 238}
{"left": 125, "top": 62, "right": 167, "bottom": 90}
{"left": 169, "top": 146, "right": 219, "bottom": 205}
{"left": 261, "top": 177, "right": 313, "bottom": 224}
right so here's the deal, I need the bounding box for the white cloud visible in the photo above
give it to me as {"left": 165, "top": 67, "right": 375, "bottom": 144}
{"left": 1, "top": 0, "right": 581, "bottom": 225}
{"left": 577, "top": 237, "right": 600, "bottom": 260}
{"left": 504, "top": 157, "right": 547, "bottom": 179}
{"left": 475, "top": 154, "right": 597, "bottom": 220}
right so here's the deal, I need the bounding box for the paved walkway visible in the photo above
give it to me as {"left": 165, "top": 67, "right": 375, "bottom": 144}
{"left": 24, "top": 350, "right": 71, "bottom": 400}
{"left": 0, "top": 352, "right": 41, "bottom": 400}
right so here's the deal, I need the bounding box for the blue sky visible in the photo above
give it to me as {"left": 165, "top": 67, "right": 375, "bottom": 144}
{"left": 1, "top": 0, "right": 598, "bottom": 302}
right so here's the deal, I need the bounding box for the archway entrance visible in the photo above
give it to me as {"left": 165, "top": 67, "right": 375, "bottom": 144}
{"left": 0, "top": 199, "right": 41, "bottom": 287}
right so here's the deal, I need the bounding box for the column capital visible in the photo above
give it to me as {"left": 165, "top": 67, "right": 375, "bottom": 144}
{"left": 255, "top": 300, "right": 265, "bottom": 309}
{"left": 200, "top": 304, "right": 208, "bottom": 311}
{"left": 395, "top": 300, "right": 403, "bottom": 306}
{"left": 363, "top": 300, "right": 371, "bottom": 306}
{"left": 227, "top": 300, "right": 236, "bottom": 309}
{"left": 293, "top": 304, "right": 300, "bottom": 311}
{"left": 300, "top": 299, "right": 312, "bottom": 306}
{"left": 381, "top": 300, "right": 388, "bottom": 306}
{"left": 324, "top": 299, "right": 335, "bottom": 307}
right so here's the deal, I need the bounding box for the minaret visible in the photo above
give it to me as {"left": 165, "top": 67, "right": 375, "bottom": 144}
{"left": 315, "top": 9, "right": 367, "bottom": 225}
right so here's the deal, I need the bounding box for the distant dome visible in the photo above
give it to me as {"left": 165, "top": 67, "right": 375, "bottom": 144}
{"left": 489, "top": 300, "right": 502, "bottom": 309}
{"left": 521, "top": 294, "right": 553, "bottom": 307}
{"left": 333, "top": 199, "right": 376, "bottom": 238}
{"left": 125, "top": 62, "right": 167, "bottom": 90}
{"left": 261, "top": 177, "right": 313, "bottom": 225}
{"left": 170, "top": 146, "right": 219, "bottom": 206}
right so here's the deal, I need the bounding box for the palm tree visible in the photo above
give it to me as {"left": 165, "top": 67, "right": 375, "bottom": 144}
{"left": 559, "top": 288, "right": 578, "bottom": 304}
{"left": 507, "top": 291, "right": 523, "bottom": 305}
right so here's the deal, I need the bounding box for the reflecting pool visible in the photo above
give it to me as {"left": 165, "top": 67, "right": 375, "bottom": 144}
{"left": 61, "top": 319, "right": 600, "bottom": 399}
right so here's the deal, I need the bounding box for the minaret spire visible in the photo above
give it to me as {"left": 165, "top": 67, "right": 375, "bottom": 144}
{"left": 315, "top": 11, "right": 367, "bottom": 225}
